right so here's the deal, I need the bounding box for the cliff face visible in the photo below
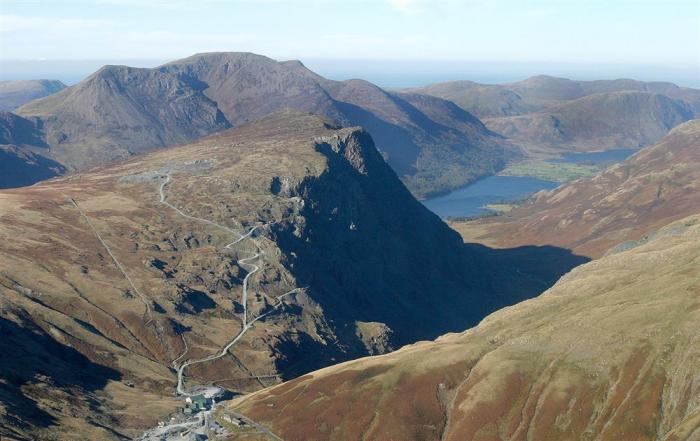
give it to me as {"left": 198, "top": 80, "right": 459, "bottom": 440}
{"left": 230, "top": 214, "right": 700, "bottom": 441}
{"left": 0, "top": 112, "right": 577, "bottom": 439}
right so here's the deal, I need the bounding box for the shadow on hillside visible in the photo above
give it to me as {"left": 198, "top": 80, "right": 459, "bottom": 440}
{"left": 0, "top": 316, "right": 121, "bottom": 434}
{"left": 459, "top": 242, "right": 591, "bottom": 315}
{"left": 333, "top": 101, "right": 421, "bottom": 175}
{"left": 0, "top": 147, "right": 65, "bottom": 189}
{"left": 270, "top": 129, "right": 591, "bottom": 380}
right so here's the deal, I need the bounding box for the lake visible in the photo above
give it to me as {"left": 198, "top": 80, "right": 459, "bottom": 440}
{"left": 551, "top": 148, "right": 638, "bottom": 165}
{"left": 424, "top": 148, "right": 638, "bottom": 219}
{"left": 422, "top": 175, "right": 559, "bottom": 219}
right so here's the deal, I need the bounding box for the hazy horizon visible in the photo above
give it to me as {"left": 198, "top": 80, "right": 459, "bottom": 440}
{"left": 1, "top": 57, "right": 699, "bottom": 89}
{"left": 1, "top": 0, "right": 698, "bottom": 88}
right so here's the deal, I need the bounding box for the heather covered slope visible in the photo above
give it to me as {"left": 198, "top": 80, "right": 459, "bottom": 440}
{"left": 0, "top": 79, "right": 66, "bottom": 111}
{"left": 456, "top": 119, "right": 700, "bottom": 258}
{"left": 230, "top": 214, "right": 700, "bottom": 441}
{"left": 0, "top": 112, "right": 577, "bottom": 439}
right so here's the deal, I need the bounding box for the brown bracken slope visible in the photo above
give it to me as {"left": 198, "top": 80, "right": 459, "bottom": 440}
{"left": 0, "top": 111, "right": 578, "bottom": 440}
{"left": 454, "top": 119, "right": 700, "bottom": 258}
{"left": 231, "top": 214, "right": 700, "bottom": 441}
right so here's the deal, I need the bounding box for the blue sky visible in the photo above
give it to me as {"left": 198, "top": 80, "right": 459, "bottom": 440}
{"left": 1, "top": 0, "right": 698, "bottom": 86}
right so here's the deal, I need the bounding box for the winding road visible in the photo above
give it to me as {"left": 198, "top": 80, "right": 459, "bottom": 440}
{"left": 137, "top": 173, "right": 295, "bottom": 440}
{"left": 158, "top": 174, "right": 298, "bottom": 403}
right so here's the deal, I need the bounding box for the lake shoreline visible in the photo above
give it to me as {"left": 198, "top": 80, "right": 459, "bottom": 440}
{"left": 423, "top": 148, "right": 639, "bottom": 219}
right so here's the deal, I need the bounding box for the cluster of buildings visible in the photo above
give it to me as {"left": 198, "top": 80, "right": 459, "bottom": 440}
{"left": 183, "top": 395, "right": 210, "bottom": 415}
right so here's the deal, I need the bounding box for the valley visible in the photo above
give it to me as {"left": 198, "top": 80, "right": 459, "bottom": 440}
{"left": 454, "top": 119, "right": 700, "bottom": 258}
{"left": 422, "top": 147, "right": 639, "bottom": 219}
{"left": 0, "top": 11, "right": 698, "bottom": 438}
{"left": 0, "top": 112, "right": 585, "bottom": 440}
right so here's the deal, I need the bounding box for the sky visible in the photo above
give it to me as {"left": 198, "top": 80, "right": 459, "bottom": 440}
{"left": 0, "top": 0, "right": 699, "bottom": 87}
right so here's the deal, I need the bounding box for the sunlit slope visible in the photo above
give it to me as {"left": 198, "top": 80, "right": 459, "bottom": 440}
{"left": 231, "top": 214, "right": 700, "bottom": 441}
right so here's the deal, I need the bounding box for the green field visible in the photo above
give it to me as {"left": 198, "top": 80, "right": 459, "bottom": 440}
{"left": 484, "top": 203, "right": 517, "bottom": 213}
{"left": 499, "top": 161, "right": 602, "bottom": 182}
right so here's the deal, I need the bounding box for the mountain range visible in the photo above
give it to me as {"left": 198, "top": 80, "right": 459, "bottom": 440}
{"left": 2, "top": 52, "right": 700, "bottom": 441}
{"left": 4, "top": 60, "right": 699, "bottom": 197}
{"left": 404, "top": 75, "right": 700, "bottom": 118}
{"left": 405, "top": 75, "right": 700, "bottom": 156}
{"left": 5, "top": 52, "right": 516, "bottom": 198}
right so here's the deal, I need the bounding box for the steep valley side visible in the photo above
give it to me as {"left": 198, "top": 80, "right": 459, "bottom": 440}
{"left": 230, "top": 213, "right": 700, "bottom": 441}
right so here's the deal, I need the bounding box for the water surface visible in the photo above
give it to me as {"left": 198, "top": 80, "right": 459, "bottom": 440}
{"left": 423, "top": 175, "right": 558, "bottom": 219}
{"left": 551, "top": 148, "right": 638, "bottom": 165}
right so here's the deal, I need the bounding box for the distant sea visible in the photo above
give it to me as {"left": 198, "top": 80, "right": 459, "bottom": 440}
{"left": 1, "top": 59, "right": 698, "bottom": 89}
